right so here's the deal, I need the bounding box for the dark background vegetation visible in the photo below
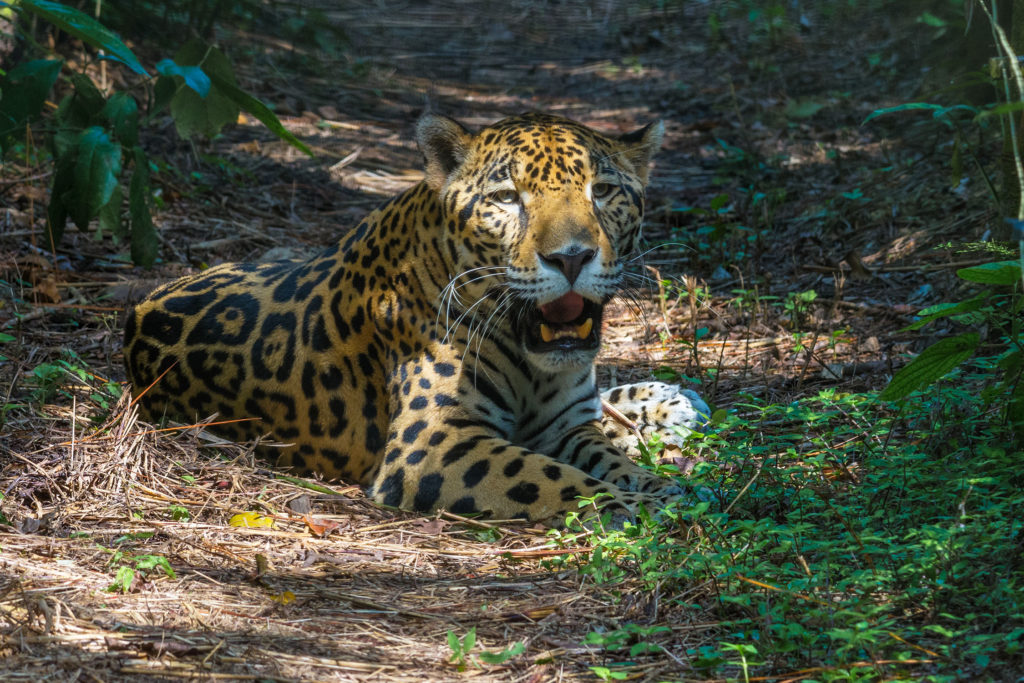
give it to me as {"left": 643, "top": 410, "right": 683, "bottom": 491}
{"left": 1, "top": 0, "right": 1022, "bottom": 680}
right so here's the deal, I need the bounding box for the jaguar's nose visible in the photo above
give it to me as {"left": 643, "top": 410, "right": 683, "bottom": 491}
{"left": 539, "top": 248, "right": 596, "bottom": 286}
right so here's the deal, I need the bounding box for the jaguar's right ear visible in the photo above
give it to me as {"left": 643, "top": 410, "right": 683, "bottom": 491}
{"left": 416, "top": 114, "right": 472, "bottom": 190}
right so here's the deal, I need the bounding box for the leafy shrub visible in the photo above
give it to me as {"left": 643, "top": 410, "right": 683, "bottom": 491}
{"left": 1, "top": 0, "right": 311, "bottom": 266}
{"left": 881, "top": 259, "right": 1023, "bottom": 441}
{"left": 559, "top": 388, "right": 1023, "bottom": 679}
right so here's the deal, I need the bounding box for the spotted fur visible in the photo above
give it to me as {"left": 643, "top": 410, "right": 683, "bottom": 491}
{"left": 124, "top": 112, "right": 700, "bottom": 525}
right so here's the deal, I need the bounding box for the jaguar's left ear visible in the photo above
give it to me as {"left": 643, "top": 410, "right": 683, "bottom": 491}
{"left": 416, "top": 114, "right": 473, "bottom": 190}
{"left": 617, "top": 121, "right": 665, "bottom": 185}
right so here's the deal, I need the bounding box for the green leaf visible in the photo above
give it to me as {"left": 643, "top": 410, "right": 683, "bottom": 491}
{"left": 46, "top": 153, "right": 76, "bottom": 248}
{"left": 975, "top": 101, "right": 1024, "bottom": 121}
{"left": 67, "top": 73, "right": 107, "bottom": 122}
{"left": 108, "top": 565, "right": 135, "bottom": 593}
{"left": 100, "top": 92, "right": 139, "bottom": 147}
{"left": 129, "top": 146, "right": 157, "bottom": 267}
{"left": 69, "top": 127, "right": 122, "bottom": 230}
{"left": 917, "top": 11, "right": 946, "bottom": 28}
{"left": 999, "top": 348, "right": 1023, "bottom": 376}
{"left": 0, "top": 333, "right": 16, "bottom": 343}
{"left": 904, "top": 296, "right": 987, "bottom": 331}
{"left": 784, "top": 98, "right": 825, "bottom": 120}
{"left": 54, "top": 74, "right": 108, "bottom": 156}
{"left": 478, "top": 642, "right": 525, "bottom": 665}
{"left": 880, "top": 333, "right": 980, "bottom": 401}
{"left": 97, "top": 184, "right": 122, "bottom": 239}
{"left": 709, "top": 193, "right": 730, "bottom": 212}
{"left": 630, "top": 641, "right": 664, "bottom": 656}
{"left": 169, "top": 41, "right": 239, "bottom": 139}
{"left": 463, "top": 626, "right": 476, "bottom": 652}
{"left": 19, "top": 0, "right": 147, "bottom": 76}
{"left": 207, "top": 71, "right": 313, "bottom": 156}
{"left": 0, "top": 59, "right": 62, "bottom": 146}
{"left": 957, "top": 260, "right": 1021, "bottom": 286}
{"left": 863, "top": 102, "right": 943, "bottom": 125}
{"left": 155, "top": 58, "right": 211, "bottom": 98}
{"left": 135, "top": 554, "right": 176, "bottom": 578}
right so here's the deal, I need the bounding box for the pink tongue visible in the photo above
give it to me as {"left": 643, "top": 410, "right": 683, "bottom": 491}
{"left": 539, "top": 292, "right": 585, "bottom": 323}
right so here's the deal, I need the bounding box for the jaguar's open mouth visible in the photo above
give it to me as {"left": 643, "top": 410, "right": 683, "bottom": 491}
{"left": 520, "top": 292, "right": 603, "bottom": 353}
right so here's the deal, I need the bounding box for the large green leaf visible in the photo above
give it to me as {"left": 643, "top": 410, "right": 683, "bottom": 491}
{"left": 168, "top": 41, "right": 238, "bottom": 139}
{"left": 957, "top": 260, "right": 1022, "bottom": 286}
{"left": 207, "top": 72, "right": 312, "bottom": 156}
{"left": 100, "top": 92, "right": 139, "bottom": 147}
{"left": 129, "top": 146, "right": 157, "bottom": 267}
{"left": 54, "top": 73, "right": 108, "bottom": 156}
{"left": 880, "top": 333, "right": 980, "bottom": 401}
{"left": 69, "top": 127, "right": 122, "bottom": 230}
{"left": 19, "top": 0, "right": 147, "bottom": 76}
{"left": 0, "top": 59, "right": 62, "bottom": 146}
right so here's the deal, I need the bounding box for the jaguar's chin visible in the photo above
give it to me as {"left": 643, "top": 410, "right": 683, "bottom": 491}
{"left": 514, "top": 292, "right": 605, "bottom": 372}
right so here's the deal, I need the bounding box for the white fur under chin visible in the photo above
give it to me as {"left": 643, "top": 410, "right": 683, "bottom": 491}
{"left": 524, "top": 347, "right": 599, "bottom": 375}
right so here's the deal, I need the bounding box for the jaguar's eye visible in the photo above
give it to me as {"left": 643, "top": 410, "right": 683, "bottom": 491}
{"left": 490, "top": 189, "right": 518, "bottom": 205}
{"left": 592, "top": 182, "right": 615, "bottom": 200}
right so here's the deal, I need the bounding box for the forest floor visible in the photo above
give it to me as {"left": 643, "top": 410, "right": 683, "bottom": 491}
{"left": 0, "top": 1, "right": 1008, "bottom": 681}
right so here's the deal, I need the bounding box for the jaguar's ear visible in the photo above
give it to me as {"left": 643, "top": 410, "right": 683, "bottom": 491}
{"left": 617, "top": 121, "right": 664, "bottom": 185}
{"left": 416, "top": 114, "right": 473, "bottom": 190}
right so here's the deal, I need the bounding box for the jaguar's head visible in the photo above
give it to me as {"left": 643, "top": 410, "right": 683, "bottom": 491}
{"left": 417, "top": 112, "right": 663, "bottom": 374}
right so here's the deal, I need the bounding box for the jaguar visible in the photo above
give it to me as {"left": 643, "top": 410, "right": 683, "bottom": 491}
{"left": 123, "top": 112, "right": 707, "bottom": 525}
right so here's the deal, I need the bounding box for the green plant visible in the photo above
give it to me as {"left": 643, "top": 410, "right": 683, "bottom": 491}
{"left": 720, "top": 642, "right": 761, "bottom": 683}
{"left": 1, "top": 0, "right": 311, "bottom": 266}
{"left": 445, "top": 627, "right": 523, "bottom": 670}
{"left": 554, "top": 383, "right": 1024, "bottom": 678}
{"left": 881, "top": 258, "right": 1022, "bottom": 438}
{"left": 101, "top": 533, "right": 176, "bottom": 593}
{"left": 589, "top": 665, "right": 629, "bottom": 680}
{"left": 25, "top": 352, "right": 121, "bottom": 414}
{"left": 783, "top": 289, "right": 817, "bottom": 329}
{"left": 108, "top": 554, "right": 177, "bottom": 593}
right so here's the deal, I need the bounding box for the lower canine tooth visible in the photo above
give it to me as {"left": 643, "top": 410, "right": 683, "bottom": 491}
{"left": 540, "top": 323, "right": 554, "bottom": 343}
{"left": 576, "top": 318, "right": 593, "bottom": 339}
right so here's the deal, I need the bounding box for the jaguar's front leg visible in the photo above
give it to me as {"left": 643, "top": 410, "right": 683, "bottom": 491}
{"left": 545, "top": 420, "right": 686, "bottom": 500}
{"left": 369, "top": 418, "right": 669, "bottom": 526}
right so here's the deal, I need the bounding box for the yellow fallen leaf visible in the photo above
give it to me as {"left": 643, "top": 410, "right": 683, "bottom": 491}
{"left": 270, "top": 591, "right": 295, "bottom": 605}
{"left": 229, "top": 511, "right": 275, "bottom": 528}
